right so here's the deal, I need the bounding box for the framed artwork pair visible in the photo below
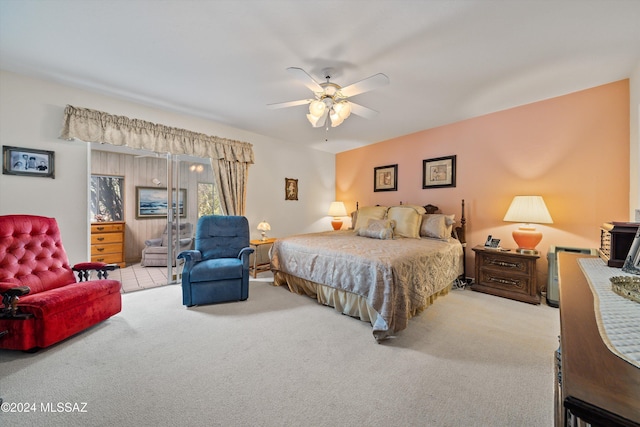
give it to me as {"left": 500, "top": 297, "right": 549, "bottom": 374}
{"left": 373, "top": 155, "right": 456, "bottom": 192}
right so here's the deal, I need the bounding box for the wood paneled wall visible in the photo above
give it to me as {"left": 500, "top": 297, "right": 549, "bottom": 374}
{"left": 91, "top": 150, "right": 214, "bottom": 264}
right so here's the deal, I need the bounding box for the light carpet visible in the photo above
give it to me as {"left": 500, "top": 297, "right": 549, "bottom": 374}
{"left": 0, "top": 278, "right": 559, "bottom": 426}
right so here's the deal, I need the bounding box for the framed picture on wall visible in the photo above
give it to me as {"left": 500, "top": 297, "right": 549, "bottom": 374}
{"left": 423, "top": 155, "right": 456, "bottom": 189}
{"left": 136, "top": 187, "right": 187, "bottom": 218}
{"left": 374, "top": 164, "right": 398, "bottom": 192}
{"left": 285, "top": 178, "right": 298, "bottom": 200}
{"left": 2, "top": 145, "right": 55, "bottom": 179}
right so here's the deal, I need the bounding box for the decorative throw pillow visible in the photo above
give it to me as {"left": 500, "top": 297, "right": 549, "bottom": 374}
{"left": 356, "top": 219, "right": 395, "bottom": 240}
{"left": 353, "top": 206, "right": 388, "bottom": 232}
{"left": 387, "top": 206, "right": 424, "bottom": 238}
{"left": 420, "top": 214, "right": 455, "bottom": 240}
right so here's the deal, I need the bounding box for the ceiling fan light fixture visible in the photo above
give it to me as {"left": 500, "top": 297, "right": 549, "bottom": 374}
{"left": 306, "top": 113, "right": 323, "bottom": 126}
{"left": 329, "top": 110, "right": 344, "bottom": 127}
{"left": 334, "top": 101, "right": 351, "bottom": 120}
{"left": 269, "top": 67, "right": 389, "bottom": 130}
{"left": 308, "top": 99, "right": 326, "bottom": 117}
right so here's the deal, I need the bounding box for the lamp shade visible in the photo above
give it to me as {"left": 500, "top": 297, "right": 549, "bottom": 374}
{"left": 328, "top": 201, "right": 347, "bottom": 231}
{"left": 257, "top": 220, "right": 270, "bottom": 241}
{"left": 503, "top": 196, "right": 552, "bottom": 254}
{"left": 503, "top": 196, "right": 553, "bottom": 224}
{"left": 308, "top": 100, "right": 326, "bottom": 117}
{"left": 327, "top": 201, "right": 347, "bottom": 217}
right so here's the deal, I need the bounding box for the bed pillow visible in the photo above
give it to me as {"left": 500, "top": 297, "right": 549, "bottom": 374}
{"left": 353, "top": 206, "right": 388, "bottom": 232}
{"left": 420, "top": 214, "right": 455, "bottom": 240}
{"left": 387, "top": 206, "right": 424, "bottom": 238}
{"left": 356, "top": 219, "right": 395, "bottom": 240}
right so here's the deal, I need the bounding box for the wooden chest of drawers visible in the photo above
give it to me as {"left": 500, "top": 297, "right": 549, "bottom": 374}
{"left": 472, "top": 245, "right": 540, "bottom": 304}
{"left": 91, "top": 222, "right": 125, "bottom": 267}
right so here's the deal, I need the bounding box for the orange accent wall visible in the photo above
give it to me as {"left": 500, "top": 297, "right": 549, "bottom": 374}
{"left": 336, "top": 80, "right": 630, "bottom": 288}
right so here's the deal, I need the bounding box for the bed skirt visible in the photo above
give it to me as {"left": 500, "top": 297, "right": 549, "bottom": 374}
{"left": 273, "top": 271, "right": 452, "bottom": 339}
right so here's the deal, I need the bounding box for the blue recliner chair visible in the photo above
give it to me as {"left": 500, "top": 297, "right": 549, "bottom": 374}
{"left": 177, "top": 215, "right": 254, "bottom": 307}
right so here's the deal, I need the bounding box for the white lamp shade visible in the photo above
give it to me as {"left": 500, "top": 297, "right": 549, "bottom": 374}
{"left": 503, "top": 196, "right": 553, "bottom": 224}
{"left": 327, "top": 201, "right": 347, "bottom": 217}
{"left": 308, "top": 100, "right": 326, "bottom": 117}
{"left": 329, "top": 111, "right": 344, "bottom": 127}
{"left": 306, "top": 113, "right": 323, "bottom": 126}
{"left": 257, "top": 221, "right": 271, "bottom": 231}
{"left": 334, "top": 101, "right": 351, "bottom": 120}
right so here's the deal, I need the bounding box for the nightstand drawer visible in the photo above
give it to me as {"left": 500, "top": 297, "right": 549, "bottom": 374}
{"left": 476, "top": 252, "right": 534, "bottom": 275}
{"left": 476, "top": 269, "right": 532, "bottom": 294}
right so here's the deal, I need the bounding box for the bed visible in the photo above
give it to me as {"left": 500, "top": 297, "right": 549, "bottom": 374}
{"left": 270, "top": 200, "right": 466, "bottom": 341}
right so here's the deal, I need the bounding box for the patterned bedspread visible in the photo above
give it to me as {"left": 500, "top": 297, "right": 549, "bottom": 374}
{"left": 270, "top": 230, "right": 463, "bottom": 339}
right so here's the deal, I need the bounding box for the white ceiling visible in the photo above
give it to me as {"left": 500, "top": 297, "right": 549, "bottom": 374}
{"left": 1, "top": 0, "right": 639, "bottom": 154}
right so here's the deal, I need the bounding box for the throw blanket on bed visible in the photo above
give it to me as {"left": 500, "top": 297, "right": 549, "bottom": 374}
{"left": 270, "top": 230, "right": 463, "bottom": 340}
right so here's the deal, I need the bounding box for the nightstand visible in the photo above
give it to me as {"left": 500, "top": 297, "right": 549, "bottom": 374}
{"left": 249, "top": 238, "right": 276, "bottom": 278}
{"left": 472, "top": 245, "right": 540, "bottom": 304}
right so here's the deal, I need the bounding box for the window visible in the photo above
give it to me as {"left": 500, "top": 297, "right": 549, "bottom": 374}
{"left": 91, "top": 175, "right": 124, "bottom": 222}
{"left": 197, "top": 182, "right": 222, "bottom": 217}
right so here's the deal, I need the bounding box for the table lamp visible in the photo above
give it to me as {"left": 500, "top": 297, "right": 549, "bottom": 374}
{"left": 257, "top": 221, "right": 271, "bottom": 241}
{"left": 503, "top": 195, "right": 553, "bottom": 254}
{"left": 327, "top": 201, "right": 347, "bottom": 231}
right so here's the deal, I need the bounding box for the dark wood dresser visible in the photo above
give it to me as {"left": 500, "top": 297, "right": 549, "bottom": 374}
{"left": 555, "top": 252, "right": 640, "bottom": 427}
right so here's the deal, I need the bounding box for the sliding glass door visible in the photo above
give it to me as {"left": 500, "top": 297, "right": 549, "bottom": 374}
{"left": 91, "top": 144, "right": 218, "bottom": 291}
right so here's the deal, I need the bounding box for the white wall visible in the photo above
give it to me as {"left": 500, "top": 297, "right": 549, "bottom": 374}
{"left": 0, "top": 70, "right": 335, "bottom": 263}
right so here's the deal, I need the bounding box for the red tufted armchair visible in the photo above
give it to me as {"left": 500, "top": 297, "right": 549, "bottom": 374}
{"left": 0, "top": 215, "right": 122, "bottom": 351}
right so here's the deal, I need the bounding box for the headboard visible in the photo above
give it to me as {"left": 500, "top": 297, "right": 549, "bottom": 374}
{"left": 354, "top": 199, "right": 466, "bottom": 244}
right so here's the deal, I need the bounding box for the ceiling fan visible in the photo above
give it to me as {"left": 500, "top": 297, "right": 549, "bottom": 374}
{"left": 268, "top": 67, "right": 389, "bottom": 128}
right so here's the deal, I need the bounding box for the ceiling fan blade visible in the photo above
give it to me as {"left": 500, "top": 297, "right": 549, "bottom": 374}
{"left": 267, "top": 99, "right": 313, "bottom": 109}
{"left": 349, "top": 102, "right": 379, "bottom": 120}
{"left": 340, "top": 73, "right": 389, "bottom": 98}
{"left": 287, "top": 67, "right": 324, "bottom": 93}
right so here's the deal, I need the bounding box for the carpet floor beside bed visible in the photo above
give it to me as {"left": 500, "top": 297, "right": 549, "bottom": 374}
{"left": 0, "top": 276, "right": 559, "bottom": 427}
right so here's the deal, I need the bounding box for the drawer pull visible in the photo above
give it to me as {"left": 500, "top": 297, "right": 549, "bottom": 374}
{"left": 97, "top": 237, "right": 105, "bottom": 241}
{"left": 97, "top": 247, "right": 104, "bottom": 252}
{"left": 489, "top": 259, "right": 520, "bottom": 269}
{"left": 96, "top": 226, "right": 105, "bottom": 231}
{"left": 488, "top": 276, "right": 522, "bottom": 287}
{"left": 97, "top": 258, "right": 104, "bottom": 262}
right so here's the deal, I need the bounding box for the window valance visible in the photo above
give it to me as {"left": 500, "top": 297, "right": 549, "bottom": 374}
{"left": 59, "top": 105, "right": 254, "bottom": 164}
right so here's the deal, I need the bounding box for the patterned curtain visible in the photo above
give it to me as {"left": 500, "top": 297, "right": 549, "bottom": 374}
{"left": 60, "top": 105, "right": 254, "bottom": 215}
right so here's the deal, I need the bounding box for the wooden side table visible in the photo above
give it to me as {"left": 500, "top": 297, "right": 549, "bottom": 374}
{"left": 471, "top": 245, "right": 540, "bottom": 304}
{"left": 249, "top": 238, "right": 276, "bottom": 278}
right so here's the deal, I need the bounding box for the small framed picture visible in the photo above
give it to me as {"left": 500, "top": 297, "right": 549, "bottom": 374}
{"left": 285, "top": 178, "right": 298, "bottom": 200}
{"left": 423, "top": 155, "right": 456, "bottom": 189}
{"left": 374, "top": 164, "right": 398, "bottom": 192}
{"left": 2, "top": 145, "right": 55, "bottom": 179}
